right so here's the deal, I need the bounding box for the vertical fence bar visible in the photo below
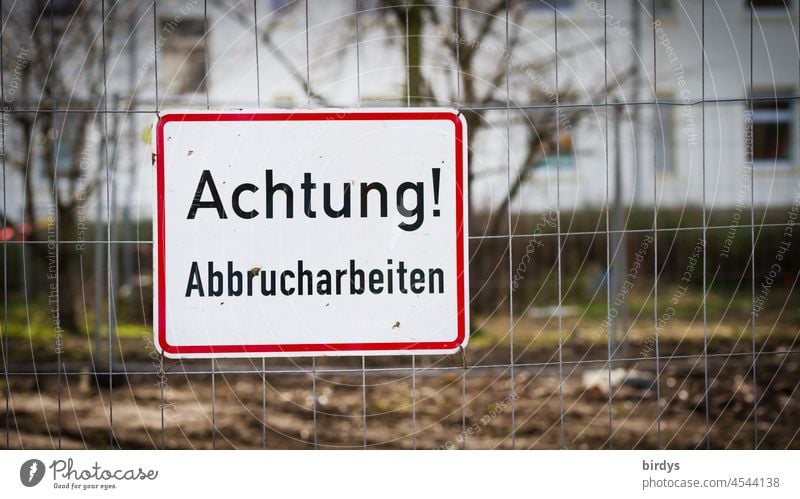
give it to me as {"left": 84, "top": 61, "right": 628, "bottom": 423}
{"left": 412, "top": 355, "right": 417, "bottom": 449}
{"left": 152, "top": 0, "right": 166, "bottom": 451}
{"left": 253, "top": 0, "right": 261, "bottom": 108}
{"left": 553, "top": 1, "right": 565, "bottom": 450}
{"left": 211, "top": 359, "right": 216, "bottom": 449}
{"left": 202, "top": 0, "right": 215, "bottom": 450}
{"left": 302, "top": 0, "right": 318, "bottom": 450}
{"left": 304, "top": 0, "right": 310, "bottom": 103}
{"left": 99, "top": 0, "right": 115, "bottom": 449}
{"left": 203, "top": 0, "right": 210, "bottom": 110}
{"left": 403, "top": 0, "right": 417, "bottom": 451}
{"left": 360, "top": 0, "right": 366, "bottom": 449}
{"left": 700, "top": 0, "right": 711, "bottom": 449}
{"left": 453, "top": 0, "right": 467, "bottom": 451}
{"left": 261, "top": 358, "right": 267, "bottom": 449}
{"left": 405, "top": 0, "right": 410, "bottom": 109}
{"left": 252, "top": 0, "right": 267, "bottom": 451}
{"left": 352, "top": 0, "right": 367, "bottom": 450}
{"left": 503, "top": 0, "right": 516, "bottom": 451}
{"left": 603, "top": 0, "right": 613, "bottom": 449}
{"left": 0, "top": 0, "right": 8, "bottom": 450}
{"left": 311, "top": 360, "right": 317, "bottom": 448}
{"left": 160, "top": 359, "right": 164, "bottom": 450}
{"left": 46, "top": 0, "right": 62, "bottom": 450}
{"left": 203, "top": 2, "right": 217, "bottom": 447}
{"left": 152, "top": 0, "right": 159, "bottom": 130}
{"left": 109, "top": 99, "right": 121, "bottom": 448}
{"left": 355, "top": 0, "right": 361, "bottom": 107}
{"left": 361, "top": 356, "right": 367, "bottom": 447}
{"left": 788, "top": 0, "right": 800, "bottom": 450}
{"left": 748, "top": 0, "right": 758, "bottom": 450}
{"left": 652, "top": 0, "right": 662, "bottom": 449}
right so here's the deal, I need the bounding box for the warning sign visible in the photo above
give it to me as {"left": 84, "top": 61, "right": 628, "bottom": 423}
{"left": 154, "top": 109, "right": 468, "bottom": 357}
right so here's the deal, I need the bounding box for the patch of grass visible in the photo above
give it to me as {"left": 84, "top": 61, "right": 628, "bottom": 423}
{"left": 3, "top": 299, "right": 149, "bottom": 340}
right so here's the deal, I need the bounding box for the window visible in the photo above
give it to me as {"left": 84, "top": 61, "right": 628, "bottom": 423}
{"left": 159, "top": 18, "right": 208, "bottom": 95}
{"left": 46, "top": 0, "right": 82, "bottom": 30}
{"left": 750, "top": 98, "right": 793, "bottom": 166}
{"left": 749, "top": 0, "right": 790, "bottom": 10}
{"left": 654, "top": 106, "right": 674, "bottom": 172}
{"left": 46, "top": 0, "right": 81, "bottom": 17}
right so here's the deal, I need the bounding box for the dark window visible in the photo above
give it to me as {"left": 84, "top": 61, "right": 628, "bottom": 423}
{"left": 749, "top": 0, "right": 789, "bottom": 9}
{"left": 44, "top": 0, "right": 81, "bottom": 17}
{"left": 159, "top": 19, "right": 208, "bottom": 95}
{"left": 750, "top": 99, "right": 793, "bottom": 164}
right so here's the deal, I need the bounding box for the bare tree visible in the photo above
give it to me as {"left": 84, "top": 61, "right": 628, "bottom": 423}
{"left": 229, "top": 0, "right": 631, "bottom": 310}
{"left": 1, "top": 1, "right": 134, "bottom": 335}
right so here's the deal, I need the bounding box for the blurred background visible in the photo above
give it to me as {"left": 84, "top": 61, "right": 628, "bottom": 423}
{"left": 1, "top": 0, "right": 799, "bottom": 449}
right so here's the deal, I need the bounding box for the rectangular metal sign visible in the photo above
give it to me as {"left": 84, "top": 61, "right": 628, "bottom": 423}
{"left": 154, "top": 109, "right": 468, "bottom": 357}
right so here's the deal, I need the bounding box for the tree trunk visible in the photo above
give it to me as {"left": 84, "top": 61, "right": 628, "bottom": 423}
{"left": 57, "top": 206, "right": 83, "bottom": 336}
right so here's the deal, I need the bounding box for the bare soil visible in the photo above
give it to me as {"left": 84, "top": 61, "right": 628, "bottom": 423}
{"left": 2, "top": 334, "right": 798, "bottom": 450}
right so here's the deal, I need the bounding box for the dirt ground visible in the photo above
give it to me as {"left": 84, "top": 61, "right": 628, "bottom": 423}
{"left": 2, "top": 331, "right": 799, "bottom": 450}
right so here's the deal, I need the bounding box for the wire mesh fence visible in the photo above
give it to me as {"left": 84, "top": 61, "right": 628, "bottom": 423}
{"left": 1, "top": 0, "right": 799, "bottom": 449}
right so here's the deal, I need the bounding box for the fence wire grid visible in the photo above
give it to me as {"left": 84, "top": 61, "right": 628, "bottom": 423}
{"left": 1, "top": 0, "right": 800, "bottom": 450}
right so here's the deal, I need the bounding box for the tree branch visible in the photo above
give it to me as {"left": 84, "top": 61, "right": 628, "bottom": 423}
{"left": 223, "top": 0, "right": 329, "bottom": 105}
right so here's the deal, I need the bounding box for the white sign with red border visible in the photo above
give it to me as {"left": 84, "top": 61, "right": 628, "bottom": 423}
{"left": 154, "top": 109, "right": 468, "bottom": 357}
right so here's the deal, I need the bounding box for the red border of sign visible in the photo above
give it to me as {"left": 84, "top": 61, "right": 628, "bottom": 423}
{"left": 155, "top": 110, "right": 466, "bottom": 356}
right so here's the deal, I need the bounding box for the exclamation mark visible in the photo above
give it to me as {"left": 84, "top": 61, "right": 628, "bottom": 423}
{"left": 432, "top": 167, "right": 441, "bottom": 216}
